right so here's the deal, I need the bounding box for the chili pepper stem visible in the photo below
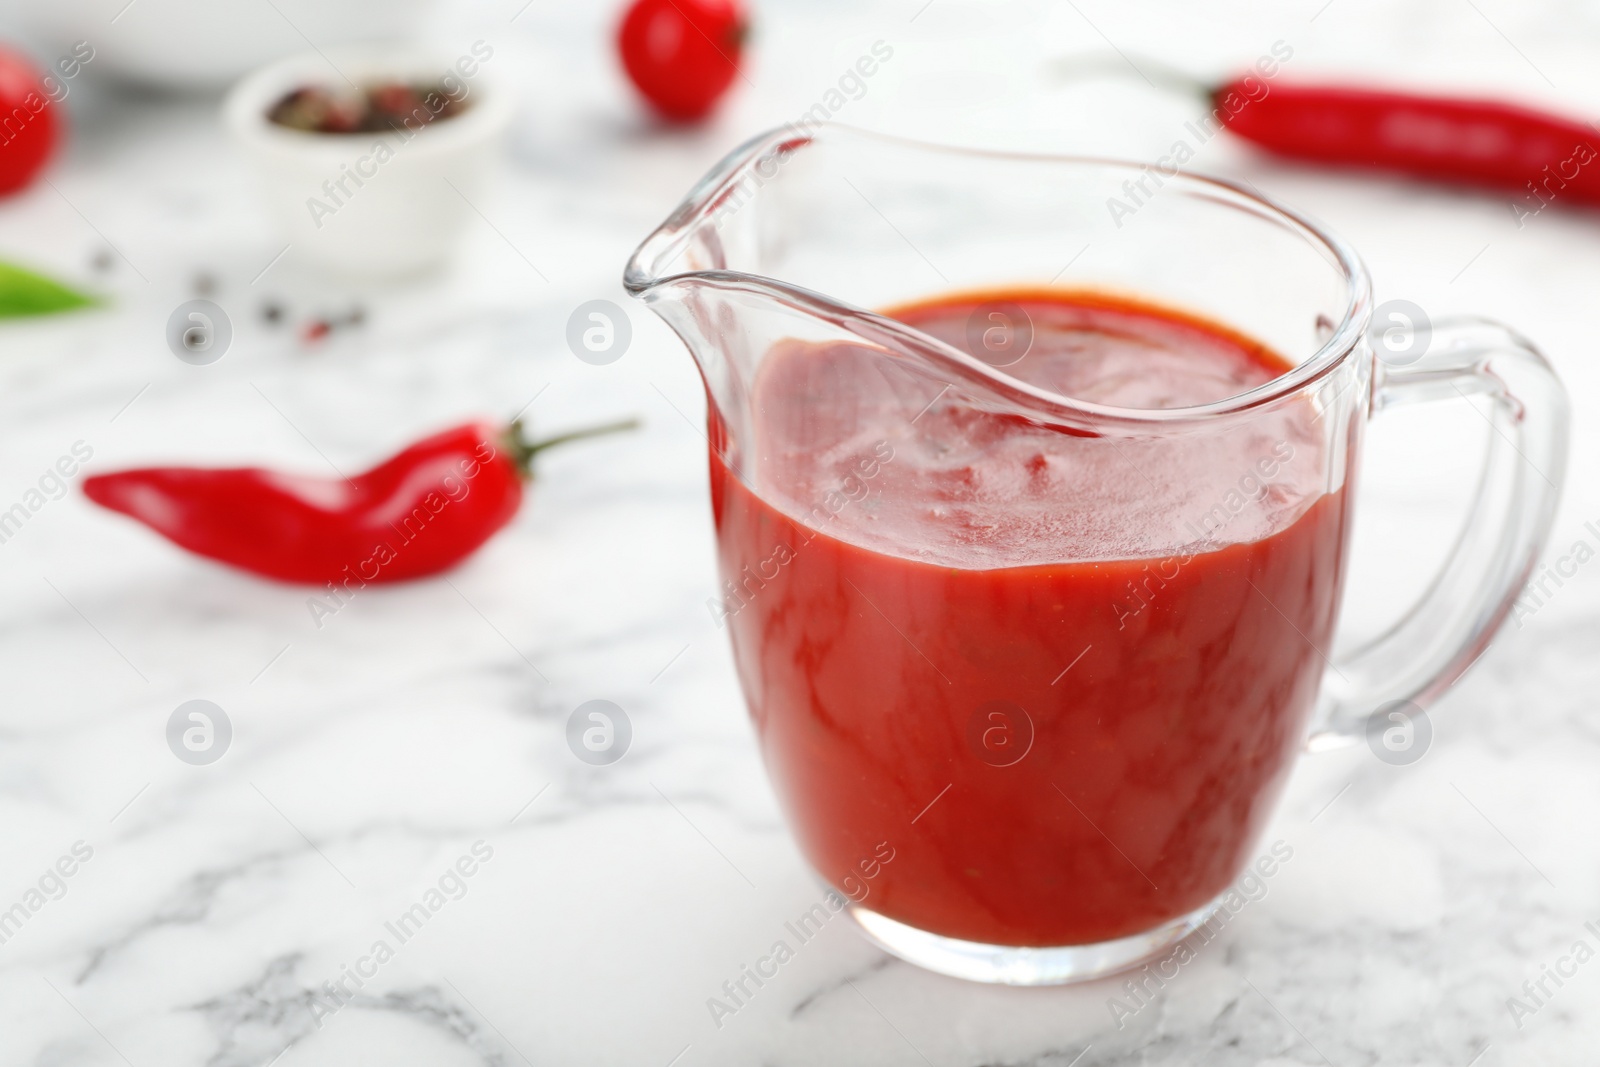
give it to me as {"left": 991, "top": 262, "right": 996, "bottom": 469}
{"left": 507, "top": 417, "right": 641, "bottom": 476}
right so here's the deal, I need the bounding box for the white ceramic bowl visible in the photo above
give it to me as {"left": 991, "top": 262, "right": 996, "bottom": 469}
{"left": 224, "top": 46, "right": 513, "bottom": 277}
{"left": 10, "top": 0, "right": 432, "bottom": 90}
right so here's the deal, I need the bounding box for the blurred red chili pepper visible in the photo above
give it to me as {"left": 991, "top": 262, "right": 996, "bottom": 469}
{"left": 1215, "top": 80, "right": 1600, "bottom": 213}
{"left": 1059, "top": 55, "right": 1600, "bottom": 216}
{"left": 83, "top": 417, "right": 638, "bottom": 585}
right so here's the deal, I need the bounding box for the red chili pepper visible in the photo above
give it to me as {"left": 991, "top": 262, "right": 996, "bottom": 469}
{"left": 82, "top": 417, "right": 638, "bottom": 584}
{"left": 1215, "top": 80, "right": 1600, "bottom": 210}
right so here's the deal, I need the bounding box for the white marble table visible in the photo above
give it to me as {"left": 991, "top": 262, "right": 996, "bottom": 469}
{"left": 2, "top": 1, "right": 1599, "bottom": 1064}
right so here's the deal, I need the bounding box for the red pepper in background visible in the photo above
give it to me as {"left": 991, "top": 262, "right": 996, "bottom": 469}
{"left": 83, "top": 417, "right": 638, "bottom": 584}
{"left": 1059, "top": 55, "right": 1600, "bottom": 216}
{"left": 1215, "top": 80, "right": 1600, "bottom": 213}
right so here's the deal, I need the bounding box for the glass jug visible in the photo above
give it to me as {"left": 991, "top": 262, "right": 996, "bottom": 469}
{"left": 624, "top": 125, "right": 1568, "bottom": 985}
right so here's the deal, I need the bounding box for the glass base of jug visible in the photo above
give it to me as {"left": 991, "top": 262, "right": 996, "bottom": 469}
{"left": 847, "top": 898, "right": 1223, "bottom": 986}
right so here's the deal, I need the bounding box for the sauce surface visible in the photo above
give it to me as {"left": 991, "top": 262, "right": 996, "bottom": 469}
{"left": 747, "top": 290, "right": 1328, "bottom": 568}
{"left": 711, "top": 290, "right": 1349, "bottom": 946}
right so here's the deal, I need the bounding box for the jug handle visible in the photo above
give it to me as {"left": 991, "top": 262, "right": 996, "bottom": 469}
{"left": 1307, "top": 317, "right": 1569, "bottom": 752}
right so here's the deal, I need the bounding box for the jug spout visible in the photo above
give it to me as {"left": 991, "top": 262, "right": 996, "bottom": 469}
{"left": 623, "top": 129, "right": 816, "bottom": 453}
{"left": 623, "top": 128, "right": 804, "bottom": 299}
{"left": 624, "top": 123, "right": 1367, "bottom": 464}
{"left": 623, "top": 126, "right": 1028, "bottom": 468}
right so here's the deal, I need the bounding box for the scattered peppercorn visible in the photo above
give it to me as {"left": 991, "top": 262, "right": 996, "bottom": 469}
{"left": 267, "top": 82, "right": 471, "bottom": 134}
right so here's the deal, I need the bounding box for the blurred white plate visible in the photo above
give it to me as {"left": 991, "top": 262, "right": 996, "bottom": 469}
{"left": 12, "top": 0, "right": 433, "bottom": 89}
